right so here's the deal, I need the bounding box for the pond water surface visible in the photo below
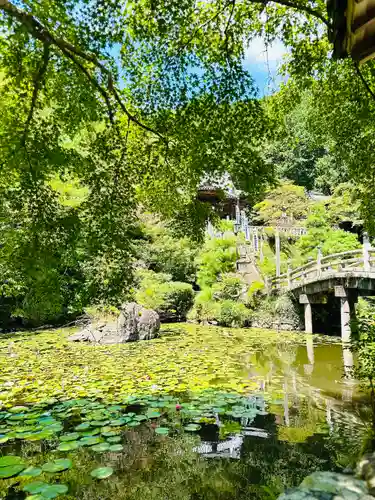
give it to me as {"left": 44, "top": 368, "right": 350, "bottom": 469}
{"left": 0, "top": 325, "right": 371, "bottom": 500}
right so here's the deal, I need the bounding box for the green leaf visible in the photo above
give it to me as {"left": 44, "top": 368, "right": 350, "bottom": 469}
{"left": 0, "top": 455, "right": 25, "bottom": 467}
{"left": 90, "top": 466, "right": 114, "bottom": 479}
{"left": 57, "top": 441, "right": 79, "bottom": 451}
{"left": 23, "top": 481, "right": 50, "bottom": 494}
{"left": 0, "top": 464, "right": 26, "bottom": 478}
{"left": 108, "top": 444, "right": 123, "bottom": 452}
{"left": 184, "top": 424, "right": 201, "bottom": 432}
{"left": 155, "top": 427, "right": 169, "bottom": 435}
{"left": 19, "top": 466, "right": 43, "bottom": 477}
{"left": 91, "top": 442, "right": 110, "bottom": 452}
{"left": 42, "top": 458, "right": 72, "bottom": 473}
{"left": 60, "top": 432, "right": 80, "bottom": 442}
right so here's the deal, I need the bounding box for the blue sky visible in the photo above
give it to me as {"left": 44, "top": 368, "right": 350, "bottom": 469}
{"left": 243, "top": 37, "right": 287, "bottom": 96}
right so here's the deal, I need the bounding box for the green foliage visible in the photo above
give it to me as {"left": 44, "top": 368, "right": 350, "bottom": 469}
{"left": 247, "top": 281, "right": 266, "bottom": 308}
{"left": 253, "top": 183, "right": 311, "bottom": 225}
{"left": 296, "top": 205, "right": 361, "bottom": 259}
{"left": 135, "top": 270, "right": 194, "bottom": 321}
{"left": 215, "top": 300, "right": 252, "bottom": 328}
{"left": 196, "top": 235, "right": 238, "bottom": 289}
{"left": 136, "top": 214, "right": 198, "bottom": 284}
{"left": 211, "top": 274, "right": 244, "bottom": 301}
{"left": 326, "top": 183, "right": 362, "bottom": 227}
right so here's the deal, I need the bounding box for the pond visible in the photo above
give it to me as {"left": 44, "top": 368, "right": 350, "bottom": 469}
{"left": 0, "top": 325, "right": 372, "bottom": 500}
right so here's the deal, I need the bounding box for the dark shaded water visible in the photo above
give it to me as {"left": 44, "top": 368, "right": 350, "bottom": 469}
{"left": 0, "top": 327, "right": 372, "bottom": 499}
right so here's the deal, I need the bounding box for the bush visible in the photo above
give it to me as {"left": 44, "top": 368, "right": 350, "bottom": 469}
{"left": 136, "top": 214, "right": 198, "bottom": 283}
{"left": 216, "top": 300, "right": 252, "bottom": 328}
{"left": 135, "top": 270, "right": 194, "bottom": 321}
{"left": 196, "top": 235, "right": 237, "bottom": 288}
{"left": 212, "top": 273, "right": 244, "bottom": 301}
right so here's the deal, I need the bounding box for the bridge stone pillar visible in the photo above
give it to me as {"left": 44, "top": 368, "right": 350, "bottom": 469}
{"left": 300, "top": 294, "right": 313, "bottom": 333}
{"left": 334, "top": 286, "right": 357, "bottom": 342}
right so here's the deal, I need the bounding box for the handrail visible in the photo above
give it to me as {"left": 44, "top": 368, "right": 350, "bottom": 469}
{"left": 270, "top": 238, "right": 374, "bottom": 291}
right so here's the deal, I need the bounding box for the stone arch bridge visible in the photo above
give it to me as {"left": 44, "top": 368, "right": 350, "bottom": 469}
{"left": 270, "top": 234, "right": 375, "bottom": 340}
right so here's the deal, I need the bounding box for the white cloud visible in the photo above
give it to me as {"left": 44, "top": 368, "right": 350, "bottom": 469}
{"left": 244, "top": 36, "right": 287, "bottom": 64}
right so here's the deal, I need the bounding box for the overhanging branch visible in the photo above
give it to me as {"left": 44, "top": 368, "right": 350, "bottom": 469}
{"left": 0, "top": 0, "right": 163, "bottom": 140}
{"left": 22, "top": 42, "right": 50, "bottom": 146}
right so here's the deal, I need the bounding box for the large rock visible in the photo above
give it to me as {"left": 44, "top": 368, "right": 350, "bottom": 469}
{"left": 117, "top": 302, "right": 160, "bottom": 342}
{"left": 278, "top": 472, "right": 372, "bottom": 500}
{"left": 68, "top": 303, "right": 160, "bottom": 344}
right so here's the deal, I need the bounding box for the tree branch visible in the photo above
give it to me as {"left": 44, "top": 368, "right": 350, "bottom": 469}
{"left": 175, "top": 1, "right": 233, "bottom": 58}
{"left": 256, "top": 0, "right": 332, "bottom": 29}
{"left": 22, "top": 42, "right": 50, "bottom": 146}
{"left": 0, "top": 0, "right": 163, "bottom": 140}
{"left": 353, "top": 61, "right": 375, "bottom": 102}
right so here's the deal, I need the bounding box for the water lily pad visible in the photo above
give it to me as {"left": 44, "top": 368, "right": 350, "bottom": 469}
{"left": 92, "top": 442, "right": 110, "bottom": 452}
{"left": 8, "top": 406, "right": 29, "bottom": 413}
{"left": 90, "top": 466, "right": 114, "bottom": 479}
{"left": 19, "top": 466, "right": 43, "bottom": 477}
{"left": 107, "top": 436, "right": 121, "bottom": 443}
{"left": 134, "top": 414, "right": 147, "bottom": 421}
{"left": 0, "top": 464, "right": 26, "bottom": 478}
{"left": 184, "top": 424, "right": 201, "bottom": 432}
{"left": 0, "top": 436, "right": 9, "bottom": 443}
{"left": 79, "top": 436, "right": 102, "bottom": 446}
{"left": 127, "top": 421, "right": 140, "bottom": 427}
{"left": 75, "top": 422, "right": 91, "bottom": 431}
{"left": 42, "top": 458, "right": 72, "bottom": 473}
{"left": 101, "top": 430, "right": 118, "bottom": 437}
{"left": 155, "top": 427, "right": 169, "bottom": 435}
{"left": 146, "top": 411, "right": 161, "bottom": 419}
{"left": 57, "top": 441, "right": 79, "bottom": 451}
{"left": 0, "top": 455, "right": 25, "bottom": 467}
{"left": 60, "top": 432, "right": 80, "bottom": 442}
{"left": 39, "top": 484, "right": 68, "bottom": 499}
{"left": 23, "top": 481, "right": 50, "bottom": 494}
{"left": 108, "top": 444, "right": 123, "bottom": 452}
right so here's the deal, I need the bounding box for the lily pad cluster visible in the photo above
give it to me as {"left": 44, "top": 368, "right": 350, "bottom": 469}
{"left": 0, "top": 391, "right": 266, "bottom": 453}
{"left": 0, "top": 325, "right": 303, "bottom": 405}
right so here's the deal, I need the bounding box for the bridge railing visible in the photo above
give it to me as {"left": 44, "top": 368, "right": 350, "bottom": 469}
{"left": 270, "top": 234, "right": 374, "bottom": 290}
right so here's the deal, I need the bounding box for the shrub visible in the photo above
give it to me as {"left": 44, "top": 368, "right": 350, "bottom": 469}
{"left": 196, "top": 235, "right": 237, "bottom": 288}
{"left": 212, "top": 273, "right": 244, "bottom": 301}
{"left": 135, "top": 270, "right": 194, "bottom": 321}
{"left": 246, "top": 280, "right": 265, "bottom": 307}
{"left": 216, "top": 300, "right": 252, "bottom": 328}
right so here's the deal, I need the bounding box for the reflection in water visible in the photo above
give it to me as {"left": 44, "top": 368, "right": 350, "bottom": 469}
{"left": 0, "top": 330, "right": 372, "bottom": 500}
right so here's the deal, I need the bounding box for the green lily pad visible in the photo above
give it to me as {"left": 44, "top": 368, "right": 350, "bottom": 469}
{"left": 155, "top": 427, "right": 169, "bottom": 435}
{"left": 0, "top": 455, "right": 25, "bottom": 467}
{"left": 146, "top": 411, "right": 161, "bottom": 419}
{"left": 92, "top": 442, "right": 110, "bottom": 452}
{"left": 57, "top": 441, "right": 79, "bottom": 451}
{"left": 75, "top": 422, "right": 91, "bottom": 431}
{"left": 134, "top": 414, "right": 147, "bottom": 421}
{"left": 42, "top": 458, "right": 72, "bottom": 473}
{"left": 39, "top": 484, "right": 68, "bottom": 499}
{"left": 0, "top": 464, "right": 26, "bottom": 478}
{"left": 80, "top": 436, "right": 102, "bottom": 446}
{"left": 60, "top": 432, "right": 80, "bottom": 442}
{"left": 19, "top": 466, "right": 43, "bottom": 477}
{"left": 90, "top": 466, "right": 114, "bottom": 479}
{"left": 184, "top": 424, "right": 201, "bottom": 432}
{"left": 0, "top": 436, "right": 9, "bottom": 444}
{"left": 101, "top": 430, "right": 118, "bottom": 437}
{"left": 108, "top": 444, "right": 123, "bottom": 452}
{"left": 8, "top": 406, "right": 29, "bottom": 413}
{"left": 107, "top": 436, "right": 121, "bottom": 443}
{"left": 23, "top": 481, "right": 50, "bottom": 494}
